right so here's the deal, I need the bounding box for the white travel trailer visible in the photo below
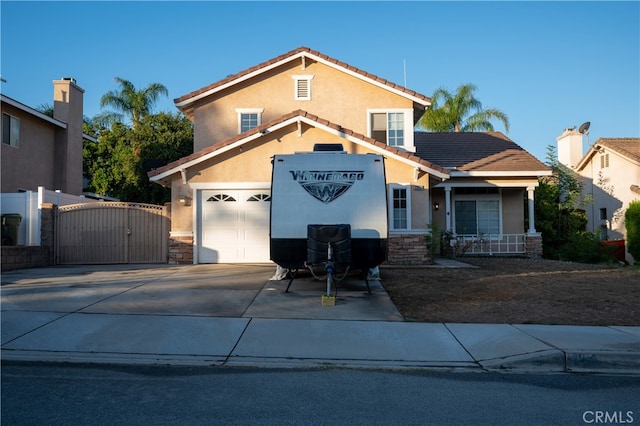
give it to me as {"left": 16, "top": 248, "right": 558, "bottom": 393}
{"left": 270, "top": 145, "right": 388, "bottom": 286}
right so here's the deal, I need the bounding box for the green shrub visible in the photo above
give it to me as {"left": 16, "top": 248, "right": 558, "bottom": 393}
{"left": 557, "top": 231, "right": 614, "bottom": 263}
{"left": 626, "top": 201, "right": 640, "bottom": 261}
{"left": 424, "top": 223, "right": 441, "bottom": 258}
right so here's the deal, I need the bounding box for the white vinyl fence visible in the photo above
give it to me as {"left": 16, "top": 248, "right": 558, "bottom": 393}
{"left": 0, "top": 187, "right": 98, "bottom": 246}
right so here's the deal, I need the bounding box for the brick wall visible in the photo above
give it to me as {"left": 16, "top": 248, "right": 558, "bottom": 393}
{"left": 169, "top": 235, "right": 193, "bottom": 264}
{"left": 525, "top": 234, "right": 543, "bottom": 258}
{"left": 1, "top": 246, "right": 51, "bottom": 271}
{"left": 1, "top": 203, "right": 56, "bottom": 271}
{"left": 387, "top": 234, "right": 432, "bottom": 265}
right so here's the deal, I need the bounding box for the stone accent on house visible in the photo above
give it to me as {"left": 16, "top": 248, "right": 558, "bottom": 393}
{"left": 525, "top": 233, "right": 543, "bottom": 258}
{"left": 387, "top": 233, "right": 432, "bottom": 265}
{"left": 169, "top": 235, "right": 194, "bottom": 264}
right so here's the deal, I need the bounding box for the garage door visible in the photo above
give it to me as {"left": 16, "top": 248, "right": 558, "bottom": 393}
{"left": 198, "top": 190, "right": 271, "bottom": 263}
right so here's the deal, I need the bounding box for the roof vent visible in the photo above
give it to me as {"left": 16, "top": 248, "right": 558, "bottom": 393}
{"left": 313, "top": 143, "right": 344, "bottom": 152}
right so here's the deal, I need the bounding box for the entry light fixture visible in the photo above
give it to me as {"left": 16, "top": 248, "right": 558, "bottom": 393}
{"left": 178, "top": 195, "right": 192, "bottom": 207}
{"left": 433, "top": 202, "right": 440, "bottom": 211}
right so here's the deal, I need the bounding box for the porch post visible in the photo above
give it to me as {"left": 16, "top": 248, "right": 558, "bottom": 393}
{"left": 527, "top": 186, "right": 536, "bottom": 234}
{"left": 445, "top": 187, "right": 452, "bottom": 231}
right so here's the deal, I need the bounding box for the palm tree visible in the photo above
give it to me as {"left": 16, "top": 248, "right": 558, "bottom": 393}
{"left": 100, "top": 77, "right": 168, "bottom": 129}
{"left": 418, "top": 83, "right": 510, "bottom": 133}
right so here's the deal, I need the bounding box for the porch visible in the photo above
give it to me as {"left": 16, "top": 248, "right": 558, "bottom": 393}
{"left": 445, "top": 233, "right": 527, "bottom": 256}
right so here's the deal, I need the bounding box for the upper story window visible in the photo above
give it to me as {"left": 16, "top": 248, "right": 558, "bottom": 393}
{"left": 2, "top": 113, "right": 20, "bottom": 147}
{"left": 599, "top": 207, "right": 607, "bottom": 221}
{"left": 368, "top": 109, "right": 414, "bottom": 151}
{"left": 236, "top": 108, "right": 263, "bottom": 134}
{"left": 293, "top": 75, "right": 313, "bottom": 100}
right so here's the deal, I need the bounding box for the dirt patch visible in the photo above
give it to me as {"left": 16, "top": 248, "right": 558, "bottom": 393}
{"left": 381, "top": 257, "right": 640, "bottom": 326}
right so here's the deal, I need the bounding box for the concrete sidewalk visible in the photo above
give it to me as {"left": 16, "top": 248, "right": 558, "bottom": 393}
{"left": 1, "top": 263, "right": 639, "bottom": 374}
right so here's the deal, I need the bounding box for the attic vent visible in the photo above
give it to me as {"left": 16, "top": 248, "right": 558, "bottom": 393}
{"left": 293, "top": 75, "right": 313, "bottom": 100}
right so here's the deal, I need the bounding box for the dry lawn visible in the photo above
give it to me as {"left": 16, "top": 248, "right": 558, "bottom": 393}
{"left": 381, "top": 257, "right": 640, "bottom": 326}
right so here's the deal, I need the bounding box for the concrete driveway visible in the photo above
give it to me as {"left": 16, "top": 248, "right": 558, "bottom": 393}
{"left": 0, "top": 263, "right": 403, "bottom": 321}
{"left": 3, "top": 263, "right": 639, "bottom": 373}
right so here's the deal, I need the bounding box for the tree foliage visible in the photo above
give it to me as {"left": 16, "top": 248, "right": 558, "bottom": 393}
{"left": 418, "top": 83, "right": 510, "bottom": 133}
{"left": 625, "top": 200, "right": 640, "bottom": 261}
{"left": 83, "top": 112, "right": 192, "bottom": 204}
{"left": 534, "top": 145, "right": 614, "bottom": 263}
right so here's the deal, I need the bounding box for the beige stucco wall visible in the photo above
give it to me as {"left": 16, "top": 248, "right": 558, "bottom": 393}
{"left": 192, "top": 58, "right": 415, "bottom": 152}
{"left": 579, "top": 148, "right": 639, "bottom": 263}
{"left": 1, "top": 103, "right": 58, "bottom": 193}
{"left": 170, "top": 122, "right": 431, "bottom": 233}
{"left": 501, "top": 188, "right": 525, "bottom": 234}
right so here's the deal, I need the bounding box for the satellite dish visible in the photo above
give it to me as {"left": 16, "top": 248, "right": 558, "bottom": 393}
{"left": 578, "top": 121, "right": 590, "bottom": 134}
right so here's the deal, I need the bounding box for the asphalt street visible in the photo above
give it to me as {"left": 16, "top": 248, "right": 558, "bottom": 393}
{"left": 2, "top": 362, "right": 639, "bottom": 426}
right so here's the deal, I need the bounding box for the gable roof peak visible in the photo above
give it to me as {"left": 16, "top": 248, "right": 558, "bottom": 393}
{"left": 174, "top": 46, "right": 431, "bottom": 119}
{"left": 148, "top": 109, "right": 449, "bottom": 184}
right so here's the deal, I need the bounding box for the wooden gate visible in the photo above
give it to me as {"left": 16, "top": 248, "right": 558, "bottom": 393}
{"left": 57, "top": 202, "right": 169, "bottom": 264}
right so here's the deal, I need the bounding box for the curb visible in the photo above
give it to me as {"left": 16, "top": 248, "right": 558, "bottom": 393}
{"left": 478, "top": 350, "right": 566, "bottom": 373}
{"left": 3, "top": 348, "right": 639, "bottom": 374}
{"left": 566, "top": 350, "right": 640, "bottom": 374}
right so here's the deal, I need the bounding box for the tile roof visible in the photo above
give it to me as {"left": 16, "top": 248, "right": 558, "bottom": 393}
{"left": 173, "top": 46, "right": 431, "bottom": 115}
{"left": 148, "top": 110, "right": 448, "bottom": 181}
{"left": 414, "top": 132, "right": 550, "bottom": 173}
{"left": 596, "top": 138, "right": 640, "bottom": 164}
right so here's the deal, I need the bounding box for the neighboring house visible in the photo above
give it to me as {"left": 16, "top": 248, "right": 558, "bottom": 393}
{"left": 1, "top": 78, "right": 94, "bottom": 195}
{"left": 557, "top": 129, "right": 639, "bottom": 264}
{"left": 149, "top": 46, "right": 551, "bottom": 265}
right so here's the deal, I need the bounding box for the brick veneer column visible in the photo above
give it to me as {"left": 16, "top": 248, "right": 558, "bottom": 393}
{"left": 525, "top": 234, "right": 543, "bottom": 258}
{"left": 40, "top": 202, "right": 56, "bottom": 265}
{"left": 169, "top": 235, "right": 193, "bottom": 264}
{"left": 387, "top": 234, "right": 432, "bottom": 265}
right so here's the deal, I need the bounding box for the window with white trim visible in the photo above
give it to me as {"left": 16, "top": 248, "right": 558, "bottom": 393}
{"left": 236, "top": 108, "right": 263, "bottom": 134}
{"left": 368, "top": 109, "right": 414, "bottom": 150}
{"left": 293, "top": 75, "right": 313, "bottom": 100}
{"left": 2, "top": 113, "right": 20, "bottom": 147}
{"left": 453, "top": 187, "right": 501, "bottom": 236}
{"left": 390, "top": 185, "right": 411, "bottom": 230}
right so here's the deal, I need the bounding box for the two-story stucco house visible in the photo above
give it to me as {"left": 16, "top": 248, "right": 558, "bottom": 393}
{"left": 1, "top": 78, "right": 91, "bottom": 195}
{"left": 149, "top": 47, "right": 551, "bottom": 265}
{"left": 557, "top": 129, "right": 639, "bottom": 264}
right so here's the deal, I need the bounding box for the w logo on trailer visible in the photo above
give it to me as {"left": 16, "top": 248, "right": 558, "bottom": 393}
{"left": 290, "top": 170, "right": 364, "bottom": 203}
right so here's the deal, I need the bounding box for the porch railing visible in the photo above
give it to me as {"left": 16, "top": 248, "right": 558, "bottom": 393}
{"left": 450, "top": 234, "right": 527, "bottom": 255}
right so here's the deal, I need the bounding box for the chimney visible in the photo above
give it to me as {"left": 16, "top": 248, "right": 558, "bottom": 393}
{"left": 53, "top": 78, "right": 84, "bottom": 195}
{"left": 556, "top": 127, "right": 583, "bottom": 169}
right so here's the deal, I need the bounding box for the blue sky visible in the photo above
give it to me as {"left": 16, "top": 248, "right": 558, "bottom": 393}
{"left": 2, "top": 1, "right": 638, "bottom": 162}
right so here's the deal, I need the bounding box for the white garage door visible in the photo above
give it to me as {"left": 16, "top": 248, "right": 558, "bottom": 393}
{"left": 198, "top": 189, "right": 271, "bottom": 263}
